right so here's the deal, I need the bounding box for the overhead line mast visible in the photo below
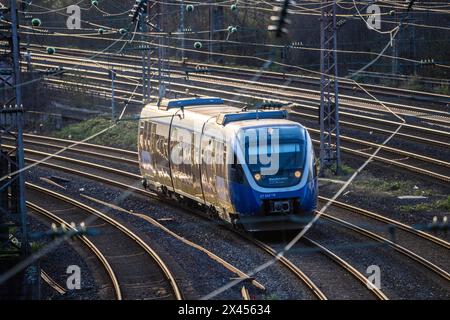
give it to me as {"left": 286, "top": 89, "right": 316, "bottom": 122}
{"left": 130, "top": 0, "right": 151, "bottom": 102}
{"left": 319, "top": 0, "right": 341, "bottom": 175}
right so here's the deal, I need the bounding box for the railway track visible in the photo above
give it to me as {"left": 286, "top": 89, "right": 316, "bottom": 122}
{"left": 38, "top": 77, "right": 450, "bottom": 154}
{"left": 266, "top": 235, "right": 388, "bottom": 300}
{"left": 24, "top": 52, "right": 450, "bottom": 157}
{"left": 18, "top": 141, "right": 395, "bottom": 300}
{"left": 26, "top": 49, "right": 450, "bottom": 130}
{"left": 317, "top": 200, "right": 450, "bottom": 282}
{"left": 34, "top": 68, "right": 450, "bottom": 155}
{"left": 16, "top": 137, "right": 449, "bottom": 298}
{"left": 11, "top": 116, "right": 450, "bottom": 184}
{"left": 24, "top": 43, "right": 450, "bottom": 109}
{"left": 26, "top": 183, "right": 183, "bottom": 300}
{"left": 23, "top": 151, "right": 328, "bottom": 300}
{"left": 40, "top": 269, "right": 67, "bottom": 296}
{"left": 28, "top": 201, "right": 121, "bottom": 299}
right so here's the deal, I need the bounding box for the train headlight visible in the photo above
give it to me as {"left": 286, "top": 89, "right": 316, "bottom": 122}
{"left": 254, "top": 173, "right": 262, "bottom": 181}
{"left": 294, "top": 170, "right": 302, "bottom": 178}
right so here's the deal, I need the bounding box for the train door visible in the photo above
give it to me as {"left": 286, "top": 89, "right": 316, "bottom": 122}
{"left": 152, "top": 121, "right": 172, "bottom": 189}
{"left": 200, "top": 135, "right": 217, "bottom": 206}
{"left": 139, "top": 120, "right": 153, "bottom": 175}
{"left": 192, "top": 132, "right": 203, "bottom": 200}
{"left": 215, "top": 141, "right": 233, "bottom": 214}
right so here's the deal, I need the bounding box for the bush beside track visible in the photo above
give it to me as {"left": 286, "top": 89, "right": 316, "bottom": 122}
{"left": 52, "top": 117, "right": 138, "bottom": 151}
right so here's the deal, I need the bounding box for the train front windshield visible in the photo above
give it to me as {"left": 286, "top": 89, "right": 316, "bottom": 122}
{"left": 239, "top": 126, "right": 307, "bottom": 188}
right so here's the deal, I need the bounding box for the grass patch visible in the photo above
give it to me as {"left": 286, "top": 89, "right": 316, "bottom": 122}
{"left": 352, "top": 176, "right": 433, "bottom": 197}
{"left": 323, "top": 162, "right": 355, "bottom": 177}
{"left": 399, "top": 196, "right": 450, "bottom": 214}
{"left": 436, "top": 85, "right": 450, "bottom": 95}
{"left": 53, "top": 117, "right": 138, "bottom": 151}
{"left": 437, "top": 195, "right": 450, "bottom": 211}
{"left": 263, "top": 293, "right": 279, "bottom": 300}
{"left": 30, "top": 241, "right": 45, "bottom": 253}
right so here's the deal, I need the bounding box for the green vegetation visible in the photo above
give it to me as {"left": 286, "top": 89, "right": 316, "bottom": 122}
{"left": 400, "top": 195, "right": 450, "bottom": 214}
{"left": 436, "top": 85, "right": 450, "bottom": 95}
{"left": 323, "top": 162, "right": 355, "bottom": 177}
{"left": 30, "top": 242, "right": 45, "bottom": 253}
{"left": 438, "top": 195, "right": 450, "bottom": 211}
{"left": 53, "top": 117, "right": 138, "bottom": 151}
{"left": 350, "top": 174, "right": 448, "bottom": 215}
{"left": 352, "top": 176, "right": 433, "bottom": 197}
{"left": 263, "top": 293, "right": 279, "bottom": 300}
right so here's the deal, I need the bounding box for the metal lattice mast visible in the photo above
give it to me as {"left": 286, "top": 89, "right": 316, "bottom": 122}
{"left": 141, "top": 2, "right": 151, "bottom": 102}
{"left": 391, "top": 10, "right": 399, "bottom": 75}
{"left": 319, "top": 0, "right": 341, "bottom": 175}
{"left": 179, "top": 0, "right": 185, "bottom": 61}
{"left": 10, "top": 0, "right": 22, "bottom": 107}
{"left": 0, "top": 4, "right": 38, "bottom": 300}
{"left": 157, "top": 0, "right": 169, "bottom": 103}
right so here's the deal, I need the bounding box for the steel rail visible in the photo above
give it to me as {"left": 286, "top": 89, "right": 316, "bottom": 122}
{"left": 31, "top": 61, "right": 450, "bottom": 143}
{"left": 25, "top": 43, "right": 450, "bottom": 105}
{"left": 28, "top": 52, "right": 450, "bottom": 126}
{"left": 318, "top": 197, "right": 450, "bottom": 250}
{"left": 320, "top": 213, "right": 450, "bottom": 282}
{"left": 40, "top": 269, "right": 67, "bottom": 295}
{"left": 23, "top": 139, "right": 450, "bottom": 298}
{"left": 27, "top": 201, "right": 122, "bottom": 299}
{"left": 22, "top": 155, "right": 327, "bottom": 300}
{"left": 302, "top": 237, "right": 388, "bottom": 300}
{"left": 79, "top": 194, "right": 266, "bottom": 292}
{"left": 26, "top": 183, "right": 184, "bottom": 300}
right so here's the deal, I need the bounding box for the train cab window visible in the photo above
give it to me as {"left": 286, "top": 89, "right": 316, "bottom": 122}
{"left": 239, "top": 126, "right": 307, "bottom": 188}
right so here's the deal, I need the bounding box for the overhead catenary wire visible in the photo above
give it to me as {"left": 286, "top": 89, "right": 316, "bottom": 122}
{"left": 1, "top": 0, "right": 447, "bottom": 296}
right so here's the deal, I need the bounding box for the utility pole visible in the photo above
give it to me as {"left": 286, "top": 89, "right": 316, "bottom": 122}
{"left": 319, "top": 0, "right": 341, "bottom": 175}
{"left": 179, "top": 0, "right": 185, "bottom": 61}
{"left": 156, "top": 0, "right": 169, "bottom": 103}
{"left": 21, "top": 0, "right": 32, "bottom": 73}
{"left": 391, "top": 10, "right": 399, "bottom": 75}
{"left": 131, "top": 0, "right": 152, "bottom": 102}
{"left": 209, "top": 1, "right": 212, "bottom": 62}
{"left": 109, "top": 68, "right": 116, "bottom": 120}
{"left": 141, "top": 2, "right": 151, "bottom": 102}
{"left": 10, "top": 0, "right": 21, "bottom": 107}
{"left": 0, "top": 1, "right": 38, "bottom": 299}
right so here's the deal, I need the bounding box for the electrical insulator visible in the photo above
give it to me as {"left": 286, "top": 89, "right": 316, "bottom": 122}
{"left": 31, "top": 18, "right": 42, "bottom": 27}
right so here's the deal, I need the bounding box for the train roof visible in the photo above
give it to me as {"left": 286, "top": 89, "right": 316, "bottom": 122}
{"left": 142, "top": 97, "right": 302, "bottom": 131}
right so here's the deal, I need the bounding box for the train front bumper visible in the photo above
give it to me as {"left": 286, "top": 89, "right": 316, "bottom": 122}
{"left": 237, "top": 213, "right": 314, "bottom": 232}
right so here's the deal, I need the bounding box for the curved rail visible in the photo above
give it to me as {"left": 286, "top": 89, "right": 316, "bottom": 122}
{"left": 302, "top": 237, "right": 388, "bottom": 300}
{"left": 27, "top": 183, "right": 183, "bottom": 300}
{"left": 28, "top": 201, "right": 122, "bottom": 300}
{"left": 18, "top": 137, "right": 449, "bottom": 297}
{"left": 320, "top": 213, "right": 450, "bottom": 282}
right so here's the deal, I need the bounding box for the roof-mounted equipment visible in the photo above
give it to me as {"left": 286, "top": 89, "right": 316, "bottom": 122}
{"left": 159, "top": 97, "right": 224, "bottom": 110}
{"left": 216, "top": 110, "right": 288, "bottom": 126}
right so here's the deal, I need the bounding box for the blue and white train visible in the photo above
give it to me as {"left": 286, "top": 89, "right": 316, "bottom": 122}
{"left": 138, "top": 97, "right": 318, "bottom": 231}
